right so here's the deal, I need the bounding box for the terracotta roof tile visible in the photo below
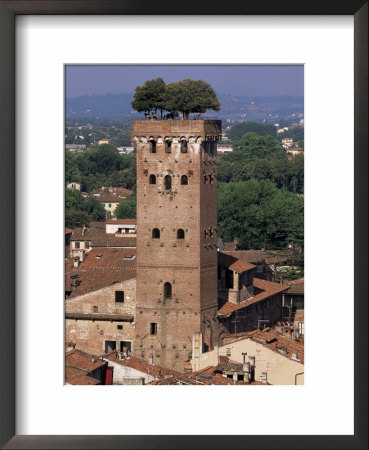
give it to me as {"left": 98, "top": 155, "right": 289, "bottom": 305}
{"left": 106, "top": 219, "right": 137, "bottom": 225}
{"left": 218, "top": 278, "right": 287, "bottom": 316}
{"left": 105, "top": 352, "right": 181, "bottom": 379}
{"left": 65, "top": 367, "right": 101, "bottom": 385}
{"left": 286, "top": 278, "right": 304, "bottom": 295}
{"left": 149, "top": 365, "right": 260, "bottom": 385}
{"left": 218, "top": 252, "right": 255, "bottom": 272}
{"left": 91, "top": 187, "right": 133, "bottom": 197}
{"left": 224, "top": 328, "right": 304, "bottom": 364}
{"left": 96, "top": 194, "right": 122, "bottom": 203}
{"left": 223, "top": 250, "right": 289, "bottom": 265}
{"left": 65, "top": 248, "right": 136, "bottom": 298}
{"left": 65, "top": 349, "right": 106, "bottom": 372}
{"left": 215, "top": 356, "right": 243, "bottom": 372}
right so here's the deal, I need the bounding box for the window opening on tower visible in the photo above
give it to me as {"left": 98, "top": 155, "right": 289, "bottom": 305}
{"left": 180, "top": 139, "right": 187, "bottom": 153}
{"left": 165, "top": 175, "right": 172, "bottom": 190}
{"left": 181, "top": 175, "right": 188, "bottom": 185}
{"left": 149, "top": 174, "right": 156, "bottom": 184}
{"left": 164, "top": 282, "right": 172, "bottom": 300}
{"left": 177, "top": 229, "right": 185, "bottom": 239}
{"left": 152, "top": 228, "right": 160, "bottom": 239}
{"left": 149, "top": 140, "right": 156, "bottom": 153}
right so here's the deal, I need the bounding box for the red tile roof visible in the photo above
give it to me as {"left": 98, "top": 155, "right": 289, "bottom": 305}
{"left": 218, "top": 252, "right": 255, "bottom": 272}
{"left": 105, "top": 352, "right": 181, "bottom": 379}
{"left": 218, "top": 278, "right": 287, "bottom": 316}
{"left": 65, "top": 348, "right": 106, "bottom": 372}
{"left": 149, "top": 365, "right": 263, "bottom": 385}
{"left": 286, "top": 278, "right": 304, "bottom": 295}
{"left": 224, "top": 250, "right": 289, "bottom": 265}
{"left": 65, "top": 228, "right": 74, "bottom": 235}
{"left": 65, "top": 248, "right": 136, "bottom": 298}
{"left": 106, "top": 219, "right": 137, "bottom": 225}
{"left": 65, "top": 367, "right": 101, "bottom": 385}
{"left": 223, "top": 328, "right": 304, "bottom": 364}
{"left": 91, "top": 187, "right": 133, "bottom": 197}
{"left": 215, "top": 356, "right": 243, "bottom": 372}
{"left": 70, "top": 226, "right": 136, "bottom": 247}
{"left": 96, "top": 194, "right": 122, "bottom": 203}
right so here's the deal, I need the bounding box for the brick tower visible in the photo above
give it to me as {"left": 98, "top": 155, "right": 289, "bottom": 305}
{"left": 131, "top": 120, "right": 222, "bottom": 371}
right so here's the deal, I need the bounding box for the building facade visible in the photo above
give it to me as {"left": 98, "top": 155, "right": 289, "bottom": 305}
{"left": 131, "top": 120, "right": 222, "bottom": 371}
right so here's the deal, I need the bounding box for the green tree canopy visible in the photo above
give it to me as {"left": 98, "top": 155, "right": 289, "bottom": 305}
{"left": 115, "top": 195, "right": 137, "bottom": 219}
{"left": 165, "top": 78, "right": 220, "bottom": 119}
{"left": 218, "top": 179, "right": 304, "bottom": 250}
{"left": 131, "top": 78, "right": 221, "bottom": 120}
{"left": 228, "top": 122, "right": 277, "bottom": 141}
{"left": 65, "top": 188, "right": 106, "bottom": 227}
{"left": 131, "top": 78, "right": 167, "bottom": 118}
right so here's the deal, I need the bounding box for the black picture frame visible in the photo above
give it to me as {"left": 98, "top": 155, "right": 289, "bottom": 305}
{"left": 0, "top": 1, "right": 367, "bottom": 449}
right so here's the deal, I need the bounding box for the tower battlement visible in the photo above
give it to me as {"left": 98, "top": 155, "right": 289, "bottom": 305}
{"left": 131, "top": 119, "right": 222, "bottom": 141}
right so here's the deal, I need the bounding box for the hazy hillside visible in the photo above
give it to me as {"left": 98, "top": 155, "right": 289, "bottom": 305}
{"left": 66, "top": 93, "right": 304, "bottom": 121}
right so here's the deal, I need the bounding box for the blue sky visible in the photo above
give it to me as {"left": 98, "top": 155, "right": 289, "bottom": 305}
{"left": 66, "top": 65, "right": 304, "bottom": 98}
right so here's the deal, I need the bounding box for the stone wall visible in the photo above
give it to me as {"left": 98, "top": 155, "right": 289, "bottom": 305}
{"left": 65, "top": 279, "right": 136, "bottom": 355}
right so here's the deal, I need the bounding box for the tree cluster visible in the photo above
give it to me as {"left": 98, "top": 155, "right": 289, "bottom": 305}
{"left": 218, "top": 179, "right": 304, "bottom": 252}
{"left": 131, "top": 78, "right": 221, "bottom": 120}
{"left": 217, "top": 132, "right": 304, "bottom": 194}
{"left": 115, "top": 194, "right": 137, "bottom": 219}
{"left": 65, "top": 144, "right": 136, "bottom": 193}
{"left": 227, "top": 122, "right": 277, "bottom": 141}
{"left": 65, "top": 188, "right": 106, "bottom": 228}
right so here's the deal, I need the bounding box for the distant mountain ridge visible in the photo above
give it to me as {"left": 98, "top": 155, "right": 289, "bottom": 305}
{"left": 66, "top": 92, "right": 304, "bottom": 120}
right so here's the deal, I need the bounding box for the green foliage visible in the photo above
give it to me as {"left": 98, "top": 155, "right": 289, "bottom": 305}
{"left": 65, "top": 210, "right": 91, "bottom": 229}
{"left": 232, "top": 132, "right": 285, "bottom": 162}
{"left": 218, "top": 180, "right": 304, "bottom": 250}
{"left": 217, "top": 132, "right": 304, "bottom": 194}
{"left": 165, "top": 79, "right": 220, "bottom": 119}
{"left": 65, "top": 188, "right": 106, "bottom": 227}
{"left": 228, "top": 122, "right": 277, "bottom": 142}
{"left": 131, "top": 78, "right": 221, "bottom": 119}
{"left": 65, "top": 151, "right": 81, "bottom": 183}
{"left": 115, "top": 194, "right": 137, "bottom": 219}
{"left": 131, "top": 78, "right": 167, "bottom": 118}
{"left": 66, "top": 144, "right": 136, "bottom": 193}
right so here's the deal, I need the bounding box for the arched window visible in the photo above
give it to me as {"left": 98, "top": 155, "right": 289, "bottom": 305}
{"left": 180, "top": 139, "right": 187, "bottom": 153}
{"left": 177, "top": 229, "right": 185, "bottom": 239}
{"left": 204, "top": 229, "right": 208, "bottom": 239}
{"left": 209, "top": 174, "right": 213, "bottom": 184}
{"left": 165, "top": 140, "right": 171, "bottom": 153}
{"left": 181, "top": 175, "right": 188, "bottom": 185}
{"left": 149, "top": 140, "right": 156, "bottom": 153}
{"left": 164, "top": 282, "right": 172, "bottom": 300}
{"left": 152, "top": 228, "right": 160, "bottom": 239}
{"left": 149, "top": 174, "right": 156, "bottom": 184}
{"left": 165, "top": 175, "right": 172, "bottom": 190}
{"left": 204, "top": 174, "right": 208, "bottom": 185}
